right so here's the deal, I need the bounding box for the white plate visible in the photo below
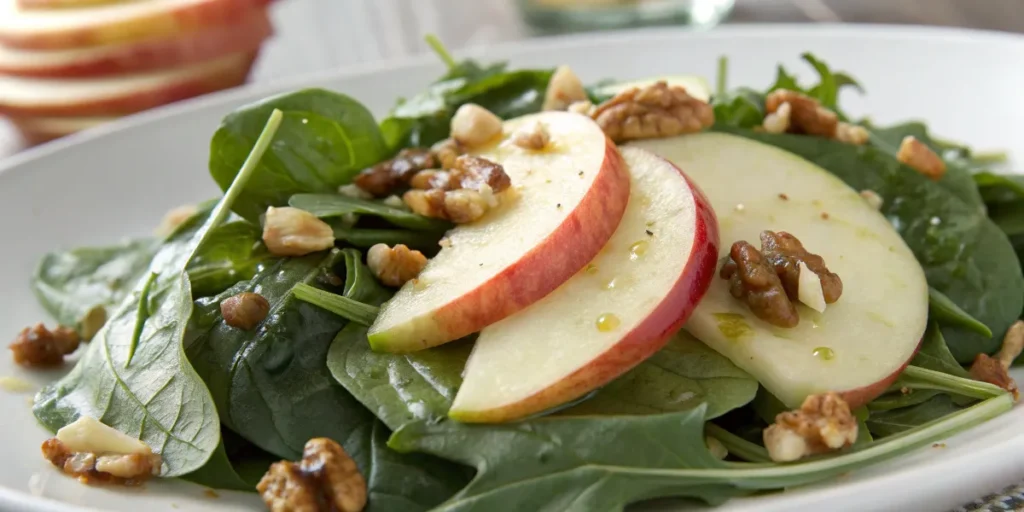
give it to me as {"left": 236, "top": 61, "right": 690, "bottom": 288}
{"left": 1, "top": 24, "right": 1022, "bottom": 512}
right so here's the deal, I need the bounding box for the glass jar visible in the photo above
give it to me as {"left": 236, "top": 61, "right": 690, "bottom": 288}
{"left": 517, "top": 0, "right": 736, "bottom": 33}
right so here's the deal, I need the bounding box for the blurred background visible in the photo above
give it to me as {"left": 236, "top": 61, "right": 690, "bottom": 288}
{"left": 1, "top": 0, "right": 1022, "bottom": 159}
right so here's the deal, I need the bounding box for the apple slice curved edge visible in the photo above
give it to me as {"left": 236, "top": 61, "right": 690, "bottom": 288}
{"left": 368, "top": 112, "right": 631, "bottom": 353}
{"left": 632, "top": 132, "right": 929, "bottom": 409}
{"left": 449, "top": 146, "right": 720, "bottom": 423}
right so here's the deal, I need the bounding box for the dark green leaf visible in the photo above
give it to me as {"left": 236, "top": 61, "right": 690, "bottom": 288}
{"left": 928, "top": 288, "right": 993, "bottom": 339}
{"left": 289, "top": 193, "right": 452, "bottom": 231}
{"left": 188, "top": 221, "right": 270, "bottom": 298}
{"left": 988, "top": 201, "right": 1024, "bottom": 237}
{"left": 293, "top": 283, "right": 380, "bottom": 325}
{"left": 711, "top": 87, "right": 765, "bottom": 129}
{"left": 210, "top": 89, "right": 388, "bottom": 221}
{"left": 911, "top": 322, "right": 971, "bottom": 377}
{"left": 866, "top": 394, "right": 964, "bottom": 437}
{"left": 800, "top": 53, "right": 837, "bottom": 108}
{"left": 867, "top": 389, "right": 942, "bottom": 412}
{"left": 767, "top": 65, "right": 800, "bottom": 93}
{"left": 717, "top": 127, "right": 1024, "bottom": 362}
{"left": 974, "top": 172, "right": 1024, "bottom": 205}
{"left": 332, "top": 224, "right": 445, "bottom": 253}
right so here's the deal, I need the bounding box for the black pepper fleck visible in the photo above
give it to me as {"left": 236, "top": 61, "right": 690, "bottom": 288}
{"left": 645, "top": 230, "right": 654, "bottom": 236}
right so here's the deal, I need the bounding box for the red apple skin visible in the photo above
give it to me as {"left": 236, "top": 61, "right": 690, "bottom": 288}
{"left": 418, "top": 140, "right": 631, "bottom": 349}
{"left": 457, "top": 158, "right": 721, "bottom": 423}
{"left": 0, "top": 0, "right": 273, "bottom": 50}
{"left": 0, "top": 10, "right": 271, "bottom": 78}
{"left": 0, "top": 52, "right": 257, "bottom": 117}
{"left": 838, "top": 338, "right": 922, "bottom": 410}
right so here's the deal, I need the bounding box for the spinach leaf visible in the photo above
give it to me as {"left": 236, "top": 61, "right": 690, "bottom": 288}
{"left": 183, "top": 439, "right": 264, "bottom": 491}
{"left": 332, "top": 224, "right": 446, "bottom": 253}
{"left": 33, "top": 110, "right": 284, "bottom": 477}
{"left": 559, "top": 331, "right": 758, "bottom": 420}
{"left": 911, "top": 322, "right": 971, "bottom": 377}
{"left": 866, "top": 394, "right": 964, "bottom": 437}
{"left": 210, "top": 89, "right": 388, "bottom": 221}
{"left": 289, "top": 193, "right": 452, "bottom": 232}
{"left": 31, "top": 238, "right": 157, "bottom": 339}
{"left": 380, "top": 62, "right": 552, "bottom": 150}
{"left": 390, "top": 394, "right": 1013, "bottom": 511}
{"left": 928, "top": 288, "right": 993, "bottom": 339}
{"left": 988, "top": 201, "right": 1024, "bottom": 237}
{"left": 717, "top": 127, "right": 1024, "bottom": 362}
{"left": 975, "top": 172, "right": 1024, "bottom": 205}
{"left": 187, "top": 221, "right": 269, "bottom": 298}
{"left": 869, "top": 121, "right": 985, "bottom": 208}
{"left": 867, "top": 389, "right": 942, "bottom": 412}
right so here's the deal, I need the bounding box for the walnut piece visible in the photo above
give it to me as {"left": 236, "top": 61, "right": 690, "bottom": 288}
{"left": 511, "top": 121, "right": 551, "bottom": 151}
{"left": 860, "top": 189, "right": 884, "bottom": 210}
{"left": 444, "top": 189, "right": 491, "bottom": 223}
{"left": 367, "top": 244, "right": 428, "bottom": 287}
{"left": 154, "top": 203, "right": 198, "bottom": 238}
{"left": 262, "top": 207, "right": 335, "bottom": 257}
{"left": 543, "top": 65, "right": 588, "bottom": 111}
{"left": 762, "top": 101, "right": 791, "bottom": 134}
{"left": 10, "top": 323, "right": 80, "bottom": 367}
{"left": 353, "top": 148, "right": 437, "bottom": 197}
{"left": 450, "top": 103, "right": 503, "bottom": 149}
{"left": 258, "top": 437, "right": 367, "bottom": 512}
{"left": 221, "top": 292, "right": 270, "bottom": 330}
{"left": 720, "top": 231, "right": 842, "bottom": 328}
{"left": 432, "top": 138, "right": 464, "bottom": 170}
{"left": 403, "top": 155, "right": 511, "bottom": 223}
{"left": 765, "top": 89, "right": 838, "bottom": 138}
{"left": 450, "top": 155, "right": 511, "bottom": 193}
{"left": 591, "top": 81, "right": 714, "bottom": 142}
{"left": 763, "top": 392, "right": 858, "bottom": 462}
{"left": 970, "top": 320, "right": 1024, "bottom": 400}
{"left": 836, "top": 122, "right": 870, "bottom": 145}
{"left": 41, "top": 438, "right": 160, "bottom": 485}
{"left": 897, "top": 135, "right": 946, "bottom": 181}
{"left": 409, "top": 170, "right": 453, "bottom": 190}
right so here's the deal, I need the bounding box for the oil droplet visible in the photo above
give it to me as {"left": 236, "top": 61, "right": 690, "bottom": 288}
{"left": 734, "top": 203, "right": 745, "bottom": 212}
{"left": 713, "top": 313, "right": 752, "bottom": 340}
{"left": 596, "top": 313, "right": 620, "bottom": 332}
{"left": 585, "top": 263, "right": 599, "bottom": 274}
{"left": 629, "top": 240, "right": 649, "bottom": 261}
{"left": 813, "top": 347, "right": 835, "bottom": 361}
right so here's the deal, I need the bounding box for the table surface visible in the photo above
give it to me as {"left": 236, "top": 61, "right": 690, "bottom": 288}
{"left": 2, "top": 0, "right": 1024, "bottom": 160}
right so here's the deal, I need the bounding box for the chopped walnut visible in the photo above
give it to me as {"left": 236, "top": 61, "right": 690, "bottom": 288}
{"left": 444, "top": 189, "right": 491, "bottom": 223}
{"left": 155, "top": 203, "right": 198, "bottom": 238}
{"left": 432, "top": 138, "right": 464, "bottom": 170}
{"left": 543, "top": 65, "right": 588, "bottom": 111}
{"left": 511, "top": 122, "right": 551, "bottom": 150}
{"left": 258, "top": 437, "right": 366, "bottom": 512}
{"left": 568, "top": 100, "right": 596, "bottom": 116}
{"left": 403, "top": 155, "right": 510, "bottom": 223}
{"left": 262, "top": 207, "right": 335, "bottom": 257}
{"left": 338, "top": 184, "right": 373, "bottom": 200}
{"left": 763, "top": 392, "right": 858, "bottom": 462}
{"left": 765, "top": 89, "right": 838, "bottom": 138}
{"left": 220, "top": 292, "right": 270, "bottom": 330}
{"left": 762, "top": 101, "right": 791, "bottom": 134}
{"left": 720, "top": 231, "right": 842, "bottom": 328}
{"left": 590, "top": 81, "right": 714, "bottom": 142}
{"left": 836, "top": 122, "right": 870, "bottom": 145}
{"left": 367, "top": 244, "right": 428, "bottom": 287}
{"left": 403, "top": 189, "right": 448, "bottom": 219}
{"left": 970, "top": 320, "right": 1024, "bottom": 400}
{"left": 720, "top": 241, "right": 799, "bottom": 328}
{"left": 41, "top": 438, "right": 160, "bottom": 485}
{"left": 10, "top": 324, "right": 80, "bottom": 367}
{"left": 897, "top": 136, "right": 946, "bottom": 181}
{"left": 860, "top": 189, "right": 884, "bottom": 210}
{"left": 409, "top": 170, "right": 453, "bottom": 190}
{"left": 353, "top": 148, "right": 437, "bottom": 197}
{"left": 450, "top": 155, "right": 511, "bottom": 193}
{"left": 450, "top": 103, "right": 503, "bottom": 149}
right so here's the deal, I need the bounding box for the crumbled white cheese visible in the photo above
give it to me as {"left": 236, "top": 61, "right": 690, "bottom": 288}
{"left": 56, "top": 416, "right": 151, "bottom": 456}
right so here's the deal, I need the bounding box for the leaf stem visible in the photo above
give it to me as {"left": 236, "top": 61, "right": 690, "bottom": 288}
{"left": 293, "top": 283, "right": 380, "bottom": 325}
{"left": 971, "top": 150, "right": 1010, "bottom": 165}
{"left": 897, "top": 365, "right": 1006, "bottom": 401}
{"left": 425, "top": 34, "right": 457, "bottom": 70}
{"left": 124, "top": 272, "right": 158, "bottom": 367}
{"left": 715, "top": 56, "right": 728, "bottom": 97}
{"left": 705, "top": 423, "right": 770, "bottom": 463}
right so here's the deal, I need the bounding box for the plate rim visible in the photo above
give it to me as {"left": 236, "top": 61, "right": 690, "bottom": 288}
{"left": 3, "top": 22, "right": 1023, "bottom": 512}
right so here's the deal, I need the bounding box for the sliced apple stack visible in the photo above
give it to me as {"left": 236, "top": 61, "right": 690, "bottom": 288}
{"left": 450, "top": 147, "right": 719, "bottom": 422}
{"left": 633, "top": 133, "right": 929, "bottom": 409}
{"left": 369, "top": 111, "right": 632, "bottom": 352}
{"left": 0, "top": 0, "right": 273, "bottom": 144}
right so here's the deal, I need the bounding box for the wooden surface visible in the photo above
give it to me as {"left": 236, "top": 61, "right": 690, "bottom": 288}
{"left": 2, "top": 0, "right": 1024, "bottom": 158}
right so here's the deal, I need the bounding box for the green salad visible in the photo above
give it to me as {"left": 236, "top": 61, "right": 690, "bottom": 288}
{"left": 13, "top": 37, "right": 1024, "bottom": 511}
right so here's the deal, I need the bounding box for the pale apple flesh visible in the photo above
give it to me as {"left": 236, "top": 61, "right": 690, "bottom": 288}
{"left": 0, "top": 0, "right": 271, "bottom": 50}
{"left": 449, "top": 147, "right": 720, "bottom": 423}
{"left": 0, "top": 51, "right": 255, "bottom": 116}
{"left": 368, "top": 112, "right": 631, "bottom": 353}
{"left": 632, "top": 133, "right": 929, "bottom": 409}
{"left": 0, "top": 9, "right": 271, "bottom": 77}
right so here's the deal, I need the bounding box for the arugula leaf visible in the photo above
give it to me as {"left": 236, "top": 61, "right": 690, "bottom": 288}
{"left": 210, "top": 89, "right": 388, "bottom": 221}
{"left": 390, "top": 394, "right": 1013, "bottom": 511}
{"left": 867, "top": 389, "right": 942, "bottom": 412}
{"left": 711, "top": 87, "right": 765, "bottom": 129}
{"left": 289, "top": 193, "right": 452, "bottom": 232}
{"left": 869, "top": 121, "right": 985, "bottom": 208}
{"left": 866, "top": 394, "right": 964, "bottom": 437}
{"left": 928, "top": 288, "right": 993, "bottom": 339}
{"left": 31, "top": 238, "right": 158, "bottom": 340}
{"left": 716, "top": 127, "right": 1024, "bottom": 362}
{"left": 34, "top": 110, "right": 284, "bottom": 476}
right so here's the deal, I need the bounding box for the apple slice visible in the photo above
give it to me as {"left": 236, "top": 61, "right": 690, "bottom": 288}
{"left": 449, "top": 147, "right": 719, "bottom": 423}
{"left": 632, "top": 133, "right": 928, "bottom": 409}
{"left": 368, "top": 112, "right": 630, "bottom": 353}
{"left": 0, "top": 50, "right": 255, "bottom": 116}
{"left": 18, "top": 0, "right": 125, "bottom": 8}
{"left": 0, "top": 8, "right": 271, "bottom": 78}
{"left": 0, "top": 0, "right": 270, "bottom": 50}
{"left": 593, "top": 75, "right": 711, "bottom": 103}
{"left": 11, "top": 114, "right": 111, "bottom": 143}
